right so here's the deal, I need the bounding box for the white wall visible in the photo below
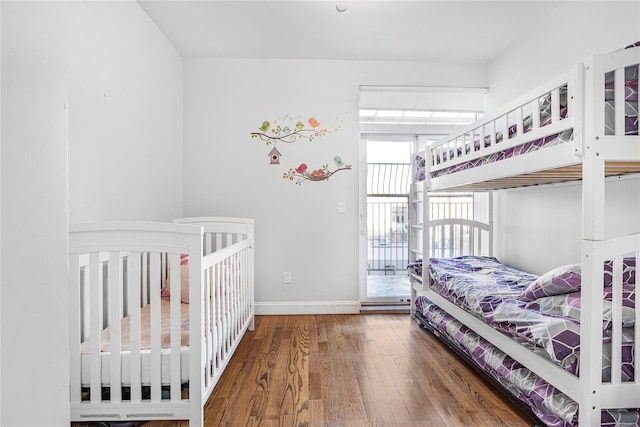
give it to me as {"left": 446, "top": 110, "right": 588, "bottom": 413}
{"left": 496, "top": 177, "right": 640, "bottom": 275}
{"left": 1, "top": 1, "right": 183, "bottom": 424}
{"left": 184, "top": 58, "right": 487, "bottom": 312}
{"left": 1, "top": 3, "right": 3, "bottom": 417}
{"left": 1, "top": 2, "right": 69, "bottom": 425}
{"left": 68, "top": 1, "right": 184, "bottom": 223}
{"left": 487, "top": 1, "right": 640, "bottom": 110}
{"left": 488, "top": 1, "right": 640, "bottom": 274}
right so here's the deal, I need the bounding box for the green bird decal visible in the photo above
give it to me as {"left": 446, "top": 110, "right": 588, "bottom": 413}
{"left": 259, "top": 121, "right": 270, "bottom": 132}
{"left": 295, "top": 121, "right": 304, "bottom": 130}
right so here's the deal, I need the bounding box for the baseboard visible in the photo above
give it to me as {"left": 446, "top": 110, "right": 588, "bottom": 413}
{"left": 254, "top": 301, "right": 361, "bottom": 315}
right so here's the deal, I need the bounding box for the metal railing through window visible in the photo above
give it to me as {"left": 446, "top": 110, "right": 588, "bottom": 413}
{"left": 367, "top": 163, "right": 411, "bottom": 275}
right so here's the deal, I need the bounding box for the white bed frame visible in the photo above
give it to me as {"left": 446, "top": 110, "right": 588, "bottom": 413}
{"left": 68, "top": 217, "right": 255, "bottom": 426}
{"left": 410, "top": 45, "right": 640, "bottom": 426}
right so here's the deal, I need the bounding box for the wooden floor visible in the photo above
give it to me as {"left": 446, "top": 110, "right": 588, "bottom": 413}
{"left": 101, "top": 314, "right": 536, "bottom": 426}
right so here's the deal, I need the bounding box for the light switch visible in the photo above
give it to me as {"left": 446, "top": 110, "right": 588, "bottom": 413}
{"left": 337, "top": 201, "right": 346, "bottom": 214}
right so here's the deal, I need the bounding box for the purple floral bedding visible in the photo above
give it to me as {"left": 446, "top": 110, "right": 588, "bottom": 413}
{"left": 409, "top": 256, "right": 638, "bottom": 426}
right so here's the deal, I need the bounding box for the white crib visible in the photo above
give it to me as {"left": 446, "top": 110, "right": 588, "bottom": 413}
{"left": 68, "top": 217, "right": 255, "bottom": 426}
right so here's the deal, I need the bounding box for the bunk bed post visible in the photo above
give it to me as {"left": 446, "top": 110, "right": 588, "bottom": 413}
{"left": 424, "top": 148, "right": 432, "bottom": 289}
{"left": 410, "top": 149, "right": 429, "bottom": 320}
{"left": 409, "top": 180, "right": 418, "bottom": 319}
{"left": 579, "top": 54, "right": 607, "bottom": 427}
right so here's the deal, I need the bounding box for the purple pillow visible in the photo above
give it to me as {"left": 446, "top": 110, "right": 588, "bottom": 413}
{"left": 518, "top": 264, "right": 582, "bottom": 302}
{"left": 519, "top": 258, "right": 636, "bottom": 302}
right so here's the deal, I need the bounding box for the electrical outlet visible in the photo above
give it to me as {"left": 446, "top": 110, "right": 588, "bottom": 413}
{"left": 283, "top": 271, "right": 292, "bottom": 284}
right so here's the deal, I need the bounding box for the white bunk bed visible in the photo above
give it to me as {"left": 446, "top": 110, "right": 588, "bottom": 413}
{"left": 68, "top": 217, "right": 255, "bottom": 426}
{"left": 409, "top": 43, "right": 639, "bottom": 426}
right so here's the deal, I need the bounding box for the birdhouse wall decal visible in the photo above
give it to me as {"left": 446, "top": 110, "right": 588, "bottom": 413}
{"left": 268, "top": 146, "right": 282, "bottom": 164}
{"left": 251, "top": 113, "right": 351, "bottom": 185}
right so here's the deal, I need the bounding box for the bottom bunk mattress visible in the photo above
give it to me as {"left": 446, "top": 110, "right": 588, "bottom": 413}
{"left": 410, "top": 256, "right": 638, "bottom": 426}
{"left": 80, "top": 299, "right": 191, "bottom": 387}
{"left": 415, "top": 297, "right": 640, "bottom": 426}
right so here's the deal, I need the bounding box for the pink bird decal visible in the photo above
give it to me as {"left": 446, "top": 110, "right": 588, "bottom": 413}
{"left": 295, "top": 163, "right": 308, "bottom": 173}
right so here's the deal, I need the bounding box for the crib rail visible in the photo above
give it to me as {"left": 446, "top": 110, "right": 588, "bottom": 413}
{"left": 201, "top": 238, "right": 254, "bottom": 396}
{"left": 68, "top": 219, "right": 255, "bottom": 426}
{"left": 69, "top": 222, "right": 201, "bottom": 418}
{"left": 174, "top": 216, "right": 254, "bottom": 254}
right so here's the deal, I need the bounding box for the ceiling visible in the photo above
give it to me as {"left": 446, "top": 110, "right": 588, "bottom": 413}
{"left": 138, "top": 0, "right": 564, "bottom": 63}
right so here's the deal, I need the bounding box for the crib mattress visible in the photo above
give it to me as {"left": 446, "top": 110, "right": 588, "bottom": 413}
{"left": 80, "top": 299, "right": 191, "bottom": 386}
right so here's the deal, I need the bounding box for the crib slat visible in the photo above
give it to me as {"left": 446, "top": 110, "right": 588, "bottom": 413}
{"left": 237, "top": 251, "right": 244, "bottom": 326}
{"left": 225, "top": 258, "right": 231, "bottom": 356}
{"left": 204, "top": 264, "right": 213, "bottom": 387}
{"left": 142, "top": 253, "right": 149, "bottom": 306}
{"left": 210, "top": 264, "right": 217, "bottom": 376}
{"left": 230, "top": 254, "right": 237, "bottom": 340}
{"left": 149, "top": 252, "right": 162, "bottom": 402}
{"left": 238, "top": 252, "right": 244, "bottom": 331}
{"left": 221, "top": 260, "right": 228, "bottom": 365}
{"left": 215, "top": 233, "right": 222, "bottom": 252}
{"left": 216, "top": 261, "right": 223, "bottom": 372}
{"left": 169, "top": 253, "right": 182, "bottom": 401}
{"left": 109, "top": 251, "right": 123, "bottom": 402}
{"left": 244, "top": 245, "right": 249, "bottom": 324}
{"left": 233, "top": 257, "right": 240, "bottom": 336}
{"left": 69, "top": 254, "right": 82, "bottom": 403}
{"left": 204, "top": 233, "right": 212, "bottom": 253}
{"left": 127, "top": 252, "right": 142, "bottom": 403}
{"left": 89, "top": 252, "right": 102, "bottom": 403}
